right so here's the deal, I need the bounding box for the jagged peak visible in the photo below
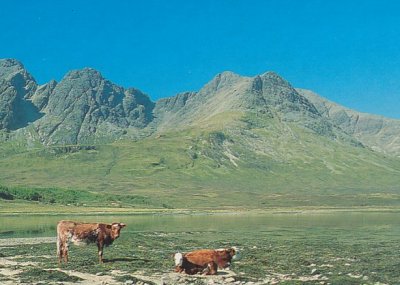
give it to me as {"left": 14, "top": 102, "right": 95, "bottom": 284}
{"left": 258, "top": 71, "right": 291, "bottom": 87}
{"left": 211, "top": 71, "right": 242, "bottom": 84}
{"left": 125, "top": 88, "right": 154, "bottom": 106}
{"left": 260, "top": 71, "right": 281, "bottom": 77}
{"left": 249, "top": 71, "right": 293, "bottom": 95}
{"left": 36, "top": 79, "right": 58, "bottom": 92}
{"left": 0, "top": 58, "right": 28, "bottom": 79}
{"left": 0, "top": 58, "right": 25, "bottom": 69}
{"left": 47, "top": 79, "right": 58, "bottom": 86}
{"left": 216, "top": 70, "right": 241, "bottom": 79}
{"left": 64, "top": 67, "right": 104, "bottom": 81}
{"left": 201, "top": 71, "right": 243, "bottom": 93}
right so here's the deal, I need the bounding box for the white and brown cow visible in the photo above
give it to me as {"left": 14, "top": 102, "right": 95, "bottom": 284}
{"left": 174, "top": 248, "right": 239, "bottom": 275}
{"left": 56, "top": 220, "right": 126, "bottom": 265}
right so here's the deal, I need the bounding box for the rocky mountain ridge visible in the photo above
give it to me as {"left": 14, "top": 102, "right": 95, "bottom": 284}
{"left": 297, "top": 88, "right": 400, "bottom": 155}
{"left": 0, "top": 59, "right": 155, "bottom": 144}
{"left": 0, "top": 59, "right": 39, "bottom": 130}
{"left": 1, "top": 58, "right": 400, "bottom": 156}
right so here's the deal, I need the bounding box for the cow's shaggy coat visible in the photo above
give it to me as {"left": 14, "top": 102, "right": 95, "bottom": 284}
{"left": 174, "top": 248, "right": 239, "bottom": 275}
{"left": 57, "top": 220, "right": 126, "bottom": 265}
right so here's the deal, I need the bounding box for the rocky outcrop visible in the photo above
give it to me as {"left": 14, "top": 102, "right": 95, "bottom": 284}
{"left": 33, "top": 68, "right": 155, "bottom": 144}
{"left": 254, "top": 72, "right": 319, "bottom": 115}
{"left": 0, "top": 59, "right": 155, "bottom": 144}
{"left": 31, "top": 80, "right": 57, "bottom": 110}
{"left": 0, "top": 59, "right": 41, "bottom": 130}
{"left": 298, "top": 88, "right": 400, "bottom": 156}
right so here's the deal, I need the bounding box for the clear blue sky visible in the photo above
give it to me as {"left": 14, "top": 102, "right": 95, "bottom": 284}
{"left": 1, "top": 0, "right": 399, "bottom": 118}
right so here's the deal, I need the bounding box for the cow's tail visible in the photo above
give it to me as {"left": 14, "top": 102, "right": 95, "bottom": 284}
{"left": 174, "top": 252, "right": 183, "bottom": 267}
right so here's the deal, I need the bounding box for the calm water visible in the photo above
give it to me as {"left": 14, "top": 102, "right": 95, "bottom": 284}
{"left": 1, "top": 211, "right": 399, "bottom": 239}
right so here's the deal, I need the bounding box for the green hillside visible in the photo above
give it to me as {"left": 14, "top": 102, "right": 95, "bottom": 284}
{"left": 1, "top": 58, "right": 400, "bottom": 210}
{"left": 1, "top": 110, "right": 399, "bottom": 209}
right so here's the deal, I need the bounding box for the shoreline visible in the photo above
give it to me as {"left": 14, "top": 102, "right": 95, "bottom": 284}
{"left": 1, "top": 206, "right": 400, "bottom": 216}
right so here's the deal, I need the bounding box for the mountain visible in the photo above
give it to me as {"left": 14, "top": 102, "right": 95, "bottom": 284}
{"left": 154, "top": 71, "right": 353, "bottom": 141}
{"left": 297, "top": 88, "right": 400, "bottom": 156}
{"left": 2, "top": 58, "right": 399, "bottom": 155}
{"left": 0, "top": 59, "right": 155, "bottom": 145}
{"left": 0, "top": 59, "right": 40, "bottom": 130}
{"left": 33, "top": 68, "right": 155, "bottom": 145}
{"left": 1, "top": 58, "right": 400, "bottom": 208}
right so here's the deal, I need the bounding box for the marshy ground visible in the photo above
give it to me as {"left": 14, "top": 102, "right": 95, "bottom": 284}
{"left": 0, "top": 221, "right": 399, "bottom": 285}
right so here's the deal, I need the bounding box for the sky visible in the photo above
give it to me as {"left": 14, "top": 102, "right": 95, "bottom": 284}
{"left": 1, "top": 0, "right": 399, "bottom": 118}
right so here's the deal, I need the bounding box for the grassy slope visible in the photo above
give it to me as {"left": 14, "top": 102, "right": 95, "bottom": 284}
{"left": 0, "top": 111, "right": 399, "bottom": 209}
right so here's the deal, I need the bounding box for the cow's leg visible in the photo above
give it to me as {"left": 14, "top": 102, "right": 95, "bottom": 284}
{"left": 205, "top": 262, "right": 218, "bottom": 275}
{"left": 57, "top": 235, "right": 69, "bottom": 265}
{"left": 62, "top": 243, "right": 69, "bottom": 263}
{"left": 57, "top": 240, "right": 63, "bottom": 266}
{"left": 63, "top": 250, "right": 68, "bottom": 263}
{"left": 175, "top": 266, "right": 183, "bottom": 273}
{"left": 57, "top": 231, "right": 65, "bottom": 266}
{"left": 97, "top": 242, "right": 104, "bottom": 263}
{"left": 60, "top": 247, "right": 68, "bottom": 263}
{"left": 58, "top": 252, "right": 62, "bottom": 266}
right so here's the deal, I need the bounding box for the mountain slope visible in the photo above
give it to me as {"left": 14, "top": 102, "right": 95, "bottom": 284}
{"left": 297, "top": 88, "right": 400, "bottom": 156}
{"left": 1, "top": 126, "right": 399, "bottom": 208}
{"left": 154, "top": 71, "right": 322, "bottom": 130}
{"left": 155, "top": 72, "right": 331, "bottom": 136}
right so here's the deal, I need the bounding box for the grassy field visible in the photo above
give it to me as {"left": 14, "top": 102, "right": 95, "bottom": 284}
{"left": 0, "top": 184, "right": 159, "bottom": 209}
{"left": 1, "top": 184, "right": 400, "bottom": 215}
{"left": 1, "top": 216, "right": 399, "bottom": 284}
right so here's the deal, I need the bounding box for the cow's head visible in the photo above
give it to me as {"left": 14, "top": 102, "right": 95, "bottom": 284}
{"left": 216, "top": 247, "right": 240, "bottom": 268}
{"left": 230, "top": 247, "right": 241, "bottom": 260}
{"left": 110, "top": 223, "right": 126, "bottom": 239}
{"left": 174, "top": 252, "right": 184, "bottom": 267}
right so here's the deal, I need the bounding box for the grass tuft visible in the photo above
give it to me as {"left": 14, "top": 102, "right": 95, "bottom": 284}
{"left": 17, "top": 268, "right": 82, "bottom": 283}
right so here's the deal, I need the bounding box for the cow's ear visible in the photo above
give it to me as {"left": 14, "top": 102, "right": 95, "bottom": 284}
{"left": 106, "top": 224, "right": 112, "bottom": 229}
{"left": 112, "top": 223, "right": 126, "bottom": 228}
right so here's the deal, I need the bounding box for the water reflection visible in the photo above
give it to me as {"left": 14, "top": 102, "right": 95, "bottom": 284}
{"left": 1, "top": 211, "right": 399, "bottom": 238}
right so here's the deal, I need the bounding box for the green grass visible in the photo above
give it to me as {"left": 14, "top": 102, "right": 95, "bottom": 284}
{"left": 1, "top": 223, "right": 399, "bottom": 284}
{"left": 0, "top": 111, "right": 400, "bottom": 209}
{"left": 0, "top": 184, "right": 157, "bottom": 207}
{"left": 113, "top": 274, "right": 156, "bottom": 285}
{"left": 17, "top": 268, "right": 82, "bottom": 283}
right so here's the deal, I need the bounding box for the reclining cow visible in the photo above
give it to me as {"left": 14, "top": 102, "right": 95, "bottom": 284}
{"left": 57, "top": 220, "right": 126, "bottom": 265}
{"left": 174, "top": 248, "right": 239, "bottom": 275}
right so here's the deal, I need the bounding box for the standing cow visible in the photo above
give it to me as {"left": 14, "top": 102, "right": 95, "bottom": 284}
{"left": 57, "top": 220, "right": 126, "bottom": 265}
{"left": 174, "top": 248, "right": 239, "bottom": 275}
